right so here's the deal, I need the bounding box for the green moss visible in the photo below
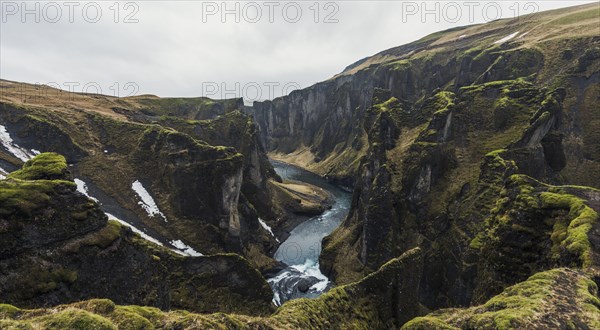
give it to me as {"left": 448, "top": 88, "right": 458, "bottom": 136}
{"left": 469, "top": 234, "right": 484, "bottom": 250}
{"left": 0, "top": 320, "right": 35, "bottom": 329}
{"left": 64, "top": 221, "right": 122, "bottom": 253}
{"left": 40, "top": 309, "right": 116, "bottom": 330}
{"left": 0, "top": 304, "right": 20, "bottom": 318}
{"left": 0, "top": 153, "right": 77, "bottom": 217}
{"left": 111, "top": 307, "right": 154, "bottom": 330}
{"left": 431, "top": 91, "right": 455, "bottom": 115}
{"left": 383, "top": 59, "right": 411, "bottom": 71}
{"left": 460, "top": 78, "right": 532, "bottom": 94}
{"left": 541, "top": 192, "right": 598, "bottom": 267}
{"left": 269, "top": 287, "right": 379, "bottom": 329}
{"left": 72, "top": 299, "right": 116, "bottom": 314}
{"left": 0, "top": 250, "right": 419, "bottom": 329}
{"left": 403, "top": 269, "right": 599, "bottom": 329}
{"left": 16, "top": 267, "right": 78, "bottom": 297}
{"left": 403, "top": 316, "right": 459, "bottom": 330}
{"left": 373, "top": 97, "right": 400, "bottom": 113}
{"left": 9, "top": 153, "right": 69, "bottom": 181}
{"left": 0, "top": 179, "right": 74, "bottom": 217}
{"left": 577, "top": 277, "right": 600, "bottom": 329}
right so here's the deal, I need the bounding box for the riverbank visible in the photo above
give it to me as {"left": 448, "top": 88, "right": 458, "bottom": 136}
{"left": 270, "top": 180, "right": 334, "bottom": 217}
{"left": 269, "top": 149, "right": 358, "bottom": 191}
{"left": 267, "top": 160, "right": 352, "bottom": 306}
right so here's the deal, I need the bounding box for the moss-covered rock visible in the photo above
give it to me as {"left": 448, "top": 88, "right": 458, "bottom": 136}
{"left": 8, "top": 152, "right": 70, "bottom": 181}
{"left": 0, "top": 248, "right": 425, "bottom": 329}
{"left": 1, "top": 93, "right": 284, "bottom": 275}
{"left": 403, "top": 268, "right": 600, "bottom": 330}
{"left": 0, "top": 155, "right": 274, "bottom": 315}
{"left": 473, "top": 172, "right": 599, "bottom": 303}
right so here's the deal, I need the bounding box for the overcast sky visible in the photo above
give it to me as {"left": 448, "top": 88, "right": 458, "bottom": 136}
{"left": 0, "top": 1, "right": 595, "bottom": 102}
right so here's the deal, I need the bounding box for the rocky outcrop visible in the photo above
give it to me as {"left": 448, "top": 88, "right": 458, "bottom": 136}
{"left": 0, "top": 248, "right": 425, "bottom": 329}
{"left": 0, "top": 100, "right": 284, "bottom": 273}
{"left": 128, "top": 96, "right": 244, "bottom": 121}
{"left": 403, "top": 268, "right": 599, "bottom": 330}
{"left": 132, "top": 127, "right": 246, "bottom": 246}
{"left": 0, "top": 154, "right": 273, "bottom": 315}
{"left": 299, "top": 7, "right": 599, "bottom": 315}
{"left": 249, "top": 5, "right": 599, "bottom": 188}
{"left": 321, "top": 75, "right": 600, "bottom": 309}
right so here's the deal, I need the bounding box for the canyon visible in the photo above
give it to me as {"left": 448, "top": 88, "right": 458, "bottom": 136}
{"left": 0, "top": 3, "right": 599, "bottom": 329}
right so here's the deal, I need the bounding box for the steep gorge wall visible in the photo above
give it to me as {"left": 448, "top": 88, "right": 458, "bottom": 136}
{"left": 0, "top": 154, "right": 274, "bottom": 315}
{"left": 250, "top": 6, "right": 600, "bottom": 311}
{"left": 0, "top": 100, "right": 281, "bottom": 272}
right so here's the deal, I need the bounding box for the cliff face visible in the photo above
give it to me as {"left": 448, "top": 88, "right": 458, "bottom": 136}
{"left": 250, "top": 4, "right": 600, "bottom": 188}
{"left": 0, "top": 154, "right": 273, "bottom": 315}
{"left": 249, "top": 3, "right": 600, "bottom": 312}
{"left": 0, "top": 86, "right": 291, "bottom": 272}
{"left": 0, "top": 248, "right": 425, "bottom": 329}
{"left": 403, "top": 268, "right": 600, "bottom": 330}
{"left": 320, "top": 75, "right": 600, "bottom": 308}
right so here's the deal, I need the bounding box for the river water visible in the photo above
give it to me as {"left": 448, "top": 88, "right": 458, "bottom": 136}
{"left": 268, "top": 161, "right": 352, "bottom": 306}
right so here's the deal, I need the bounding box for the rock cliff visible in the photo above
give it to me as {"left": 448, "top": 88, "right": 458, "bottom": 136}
{"left": 0, "top": 153, "right": 273, "bottom": 315}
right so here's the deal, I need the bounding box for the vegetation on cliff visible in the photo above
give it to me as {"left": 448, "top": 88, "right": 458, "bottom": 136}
{"left": 0, "top": 154, "right": 274, "bottom": 316}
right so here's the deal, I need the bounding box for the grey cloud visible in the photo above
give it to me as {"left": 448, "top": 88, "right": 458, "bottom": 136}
{"left": 0, "top": 1, "right": 594, "bottom": 100}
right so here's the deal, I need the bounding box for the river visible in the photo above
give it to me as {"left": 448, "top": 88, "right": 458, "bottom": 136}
{"left": 268, "top": 161, "right": 352, "bottom": 306}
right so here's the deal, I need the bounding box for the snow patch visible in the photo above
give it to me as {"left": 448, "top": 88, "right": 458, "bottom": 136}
{"left": 494, "top": 31, "right": 520, "bottom": 44}
{"left": 0, "top": 125, "right": 35, "bottom": 162}
{"left": 170, "top": 239, "right": 203, "bottom": 257}
{"left": 31, "top": 149, "right": 41, "bottom": 155}
{"left": 458, "top": 34, "right": 467, "bottom": 40}
{"left": 258, "top": 218, "right": 280, "bottom": 243}
{"left": 0, "top": 166, "right": 7, "bottom": 180}
{"left": 131, "top": 180, "right": 168, "bottom": 222}
{"left": 74, "top": 179, "right": 99, "bottom": 202}
{"left": 105, "top": 213, "right": 164, "bottom": 247}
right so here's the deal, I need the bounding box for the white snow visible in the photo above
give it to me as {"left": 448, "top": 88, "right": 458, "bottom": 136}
{"left": 31, "top": 149, "right": 41, "bottom": 155}
{"left": 458, "top": 34, "right": 467, "bottom": 40}
{"left": 105, "top": 212, "right": 164, "bottom": 247}
{"left": 78, "top": 186, "right": 197, "bottom": 257}
{"left": 0, "top": 125, "right": 35, "bottom": 162}
{"left": 494, "top": 31, "right": 520, "bottom": 44}
{"left": 170, "top": 239, "right": 203, "bottom": 257}
{"left": 74, "top": 179, "right": 99, "bottom": 202}
{"left": 131, "top": 180, "right": 168, "bottom": 222}
{"left": 0, "top": 166, "right": 7, "bottom": 180}
{"left": 258, "top": 218, "right": 280, "bottom": 243}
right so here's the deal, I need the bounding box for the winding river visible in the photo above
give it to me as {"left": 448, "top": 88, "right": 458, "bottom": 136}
{"left": 268, "top": 161, "right": 352, "bottom": 306}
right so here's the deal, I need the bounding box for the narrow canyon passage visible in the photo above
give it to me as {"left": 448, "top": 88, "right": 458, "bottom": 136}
{"left": 267, "top": 161, "right": 352, "bottom": 306}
